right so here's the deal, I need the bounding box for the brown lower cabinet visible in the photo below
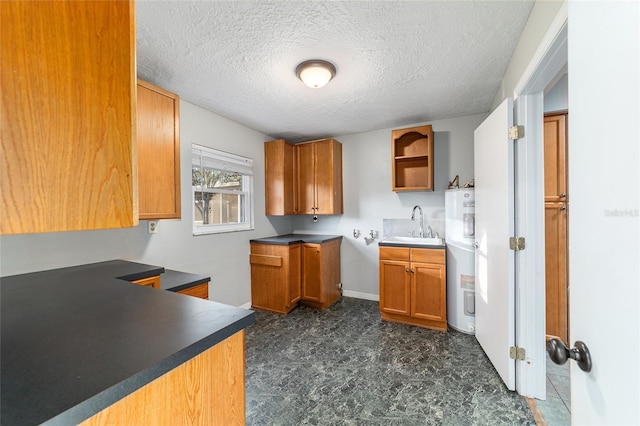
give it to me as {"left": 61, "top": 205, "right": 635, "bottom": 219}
{"left": 250, "top": 239, "right": 341, "bottom": 314}
{"left": 379, "top": 246, "right": 447, "bottom": 331}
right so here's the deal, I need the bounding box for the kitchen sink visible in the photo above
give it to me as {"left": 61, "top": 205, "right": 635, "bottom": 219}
{"left": 381, "top": 236, "right": 445, "bottom": 246}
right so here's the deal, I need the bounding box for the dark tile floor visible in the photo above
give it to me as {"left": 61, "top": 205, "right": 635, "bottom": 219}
{"left": 245, "top": 297, "right": 535, "bottom": 425}
{"left": 535, "top": 354, "right": 571, "bottom": 425}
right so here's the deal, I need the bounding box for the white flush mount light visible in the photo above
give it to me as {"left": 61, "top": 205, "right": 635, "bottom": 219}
{"left": 296, "top": 60, "right": 336, "bottom": 89}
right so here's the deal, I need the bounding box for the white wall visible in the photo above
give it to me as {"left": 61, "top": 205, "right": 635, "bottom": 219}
{"left": 0, "top": 100, "right": 292, "bottom": 307}
{"left": 544, "top": 73, "right": 568, "bottom": 113}
{"left": 292, "top": 113, "right": 487, "bottom": 299}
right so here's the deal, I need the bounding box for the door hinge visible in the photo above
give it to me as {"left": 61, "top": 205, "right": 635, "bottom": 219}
{"left": 509, "top": 125, "right": 524, "bottom": 140}
{"left": 509, "top": 346, "right": 526, "bottom": 361}
{"left": 509, "top": 236, "right": 525, "bottom": 251}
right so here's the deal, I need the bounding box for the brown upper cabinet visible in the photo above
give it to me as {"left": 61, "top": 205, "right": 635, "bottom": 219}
{"left": 264, "top": 138, "right": 343, "bottom": 216}
{"left": 0, "top": 1, "right": 137, "bottom": 235}
{"left": 264, "top": 140, "right": 297, "bottom": 215}
{"left": 137, "top": 80, "right": 181, "bottom": 220}
{"left": 296, "top": 139, "right": 343, "bottom": 215}
{"left": 391, "top": 125, "right": 434, "bottom": 191}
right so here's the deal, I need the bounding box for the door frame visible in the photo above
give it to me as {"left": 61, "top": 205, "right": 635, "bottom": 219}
{"left": 511, "top": 2, "right": 568, "bottom": 400}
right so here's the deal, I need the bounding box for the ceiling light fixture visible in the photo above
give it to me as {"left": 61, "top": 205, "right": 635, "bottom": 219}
{"left": 296, "top": 60, "right": 336, "bottom": 89}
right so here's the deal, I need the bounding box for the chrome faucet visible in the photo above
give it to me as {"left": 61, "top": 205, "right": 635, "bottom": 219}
{"left": 411, "top": 205, "right": 424, "bottom": 238}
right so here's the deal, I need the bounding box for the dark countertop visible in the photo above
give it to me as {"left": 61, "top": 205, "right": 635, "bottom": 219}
{"left": 250, "top": 233, "right": 343, "bottom": 245}
{"left": 0, "top": 260, "right": 254, "bottom": 426}
{"left": 378, "top": 241, "right": 446, "bottom": 249}
{"left": 161, "top": 269, "right": 210, "bottom": 292}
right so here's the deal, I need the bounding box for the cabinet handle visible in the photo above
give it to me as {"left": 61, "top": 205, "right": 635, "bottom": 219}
{"left": 559, "top": 206, "right": 566, "bottom": 211}
{"left": 410, "top": 269, "right": 415, "bottom": 273}
{"left": 559, "top": 193, "right": 566, "bottom": 198}
{"left": 405, "top": 268, "right": 410, "bottom": 273}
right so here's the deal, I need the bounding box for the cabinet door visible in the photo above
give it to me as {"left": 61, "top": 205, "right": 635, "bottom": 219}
{"left": 137, "top": 80, "right": 181, "bottom": 219}
{"left": 543, "top": 114, "right": 567, "bottom": 202}
{"left": 296, "top": 143, "right": 316, "bottom": 214}
{"left": 288, "top": 244, "right": 302, "bottom": 306}
{"left": 411, "top": 262, "right": 446, "bottom": 322}
{"left": 250, "top": 243, "right": 289, "bottom": 314}
{"left": 265, "top": 140, "right": 296, "bottom": 215}
{"left": 301, "top": 243, "right": 322, "bottom": 302}
{"left": 379, "top": 260, "right": 411, "bottom": 316}
{"left": 1, "top": 1, "right": 136, "bottom": 234}
{"left": 314, "top": 139, "right": 343, "bottom": 215}
{"left": 545, "top": 202, "right": 568, "bottom": 343}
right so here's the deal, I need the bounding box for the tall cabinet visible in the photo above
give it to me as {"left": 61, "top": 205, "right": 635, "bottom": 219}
{"left": 1, "top": 0, "right": 137, "bottom": 234}
{"left": 544, "top": 112, "right": 569, "bottom": 344}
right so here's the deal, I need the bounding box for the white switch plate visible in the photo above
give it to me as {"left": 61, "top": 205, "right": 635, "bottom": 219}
{"left": 147, "top": 220, "right": 158, "bottom": 234}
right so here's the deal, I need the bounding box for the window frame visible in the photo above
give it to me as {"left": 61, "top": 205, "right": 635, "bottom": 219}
{"left": 192, "top": 144, "right": 254, "bottom": 235}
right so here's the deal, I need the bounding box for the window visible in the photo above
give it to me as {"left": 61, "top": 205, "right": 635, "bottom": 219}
{"left": 192, "top": 144, "right": 254, "bottom": 235}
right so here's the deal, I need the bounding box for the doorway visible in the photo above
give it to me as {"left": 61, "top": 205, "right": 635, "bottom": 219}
{"left": 541, "top": 104, "right": 571, "bottom": 423}
{"left": 543, "top": 110, "right": 569, "bottom": 345}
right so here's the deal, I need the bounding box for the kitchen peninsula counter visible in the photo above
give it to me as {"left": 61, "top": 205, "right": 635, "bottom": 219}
{"left": 0, "top": 260, "right": 254, "bottom": 425}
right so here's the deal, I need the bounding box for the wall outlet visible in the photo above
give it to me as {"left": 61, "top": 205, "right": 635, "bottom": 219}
{"left": 147, "top": 220, "right": 158, "bottom": 234}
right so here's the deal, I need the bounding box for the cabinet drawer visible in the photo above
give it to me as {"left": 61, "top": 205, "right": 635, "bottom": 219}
{"left": 131, "top": 275, "right": 161, "bottom": 289}
{"left": 177, "top": 283, "right": 209, "bottom": 299}
{"left": 410, "top": 248, "right": 445, "bottom": 264}
{"left": 249, "top": 254, "right": 283, "bottom": 267}
{"left": 379, "top": 247, "right": 410, "bottom": 261}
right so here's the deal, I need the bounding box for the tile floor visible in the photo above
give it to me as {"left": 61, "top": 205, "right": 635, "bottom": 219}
{"left": 245, "top": 297, "right": 535, "bottom": 425}
{"left": 535, "top": 355, "right": 571, "bottom": 425}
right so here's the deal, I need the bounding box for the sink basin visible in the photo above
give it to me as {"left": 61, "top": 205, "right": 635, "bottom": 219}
{"left": 382, "top": 236, "right": 445, "bottom": 246}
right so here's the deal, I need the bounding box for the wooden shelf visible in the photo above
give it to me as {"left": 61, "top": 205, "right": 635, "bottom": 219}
{"left": 394, "top": 155, "right": 429, "bottom": 161}
{"left": 391, "top": 125, "right": 434, "bottom": 191}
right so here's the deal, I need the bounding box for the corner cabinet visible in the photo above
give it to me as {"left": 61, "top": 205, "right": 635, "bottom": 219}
{"left": 296, "top": 139, "right": 343, "bottom": 215}
{"left": 1, "top": 0, "right": 137, "bottom": 234}
{"left": 137, "top": 79, "right": 181, "bottom": 220}
{"left": 391, "top": 125, "right": 434, "bottom": 191}
{"left": 264, "top": 139, "right": 297, "bottom": 215}
{"left": 250, "top": 237, "right": 342, "bottom": 313}
{"left": 379, "top": 246, "right": 446, "bottom": 331}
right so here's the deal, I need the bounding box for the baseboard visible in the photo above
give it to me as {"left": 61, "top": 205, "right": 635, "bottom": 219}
{"left": 342, "top": 290, "right": 379, "bottom": 302}
{"left": 241, "top": 293, "right": 379, "bottom": 309}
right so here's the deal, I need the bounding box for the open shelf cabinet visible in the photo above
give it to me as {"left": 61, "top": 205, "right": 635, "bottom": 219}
{"left": 391, "top": 125, "right": 434, "bottom": 191}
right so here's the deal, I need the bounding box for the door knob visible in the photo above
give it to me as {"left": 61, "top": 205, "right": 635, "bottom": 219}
{"left": 547, "top": 338, "right": 592, "bottom": 372}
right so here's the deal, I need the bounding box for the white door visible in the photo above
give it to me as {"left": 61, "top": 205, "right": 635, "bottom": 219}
{"left": 473, "top": 98, "right": 516, "bottom": 390}
{"left": 566, "top": 1, "right": 639, "bottom": 423}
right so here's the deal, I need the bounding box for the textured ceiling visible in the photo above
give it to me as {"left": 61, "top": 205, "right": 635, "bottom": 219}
{"left": 136, "top": 1, "right": 535, "bottom": 142}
